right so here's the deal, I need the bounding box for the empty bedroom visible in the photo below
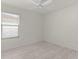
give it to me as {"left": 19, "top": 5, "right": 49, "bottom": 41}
{"left": 1, "top": 0, "right": 78, "bottom": 59}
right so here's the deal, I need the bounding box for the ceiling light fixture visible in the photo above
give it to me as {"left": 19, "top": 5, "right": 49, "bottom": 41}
{"left": 32, "top": 0, "right": 52, "bottom": 8}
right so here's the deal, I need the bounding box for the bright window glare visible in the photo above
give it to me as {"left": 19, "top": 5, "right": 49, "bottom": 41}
{"left": 1, "top": 12, "right": 19, "bottom": 39}
{"left": 2, "top": 26, "right": 18, "bottom": 38}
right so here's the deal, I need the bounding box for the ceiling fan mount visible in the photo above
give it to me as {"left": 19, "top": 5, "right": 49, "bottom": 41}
{"left": 32, "top": 0, "right": 52, "bottom": 8}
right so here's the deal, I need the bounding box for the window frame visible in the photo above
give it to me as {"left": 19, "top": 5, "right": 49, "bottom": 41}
{"left": 1, "top": 12, "right": 20, "bottom": 39}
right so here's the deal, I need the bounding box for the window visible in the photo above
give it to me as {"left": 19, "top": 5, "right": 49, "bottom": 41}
{"left": 1, "top": 12, "right": 19, "bottom": 38}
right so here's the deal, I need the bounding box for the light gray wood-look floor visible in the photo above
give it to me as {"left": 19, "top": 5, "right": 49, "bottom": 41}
{"left": 2, "top": 41, "right": 77, "bottom": 59}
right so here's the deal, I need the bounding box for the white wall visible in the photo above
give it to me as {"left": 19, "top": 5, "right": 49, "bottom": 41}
{"left": 44, "top": 4, "right": 78, "bottom": 50}
{"left": 1, "top": 4, "right": 43, "bottom": 51}
{"left": 2, "top": 3, "right": 78, "bottom": 51}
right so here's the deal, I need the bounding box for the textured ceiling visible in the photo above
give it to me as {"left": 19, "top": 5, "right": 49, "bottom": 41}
{"left": 2, "top": 0, "right": 77, "bottom": 13}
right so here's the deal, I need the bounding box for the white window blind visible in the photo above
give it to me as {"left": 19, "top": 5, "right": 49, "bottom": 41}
{"left": 1, "top": 12, "right": 19, "bottom": 38}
